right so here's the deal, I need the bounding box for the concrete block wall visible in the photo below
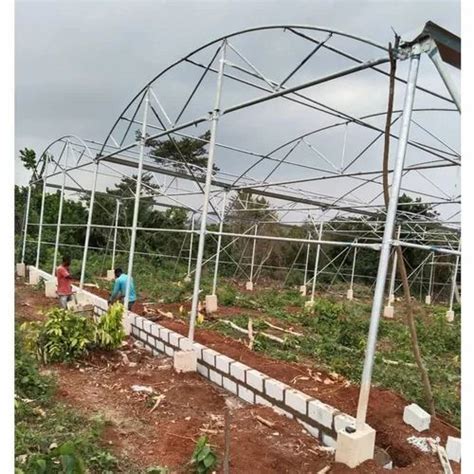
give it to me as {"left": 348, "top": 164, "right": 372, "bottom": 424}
{"left": 30, "top": 266, "right": 365, "bottom": 447}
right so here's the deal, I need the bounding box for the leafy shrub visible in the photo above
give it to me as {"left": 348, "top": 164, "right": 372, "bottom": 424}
{"left": 216, "top": 284, "right": 237, "bottom": 306}
{"left": 190, "top": 436, "right": 217, "bottom": 474}
{"left": 95, "top": 302, "right": 125, "bottom": 349}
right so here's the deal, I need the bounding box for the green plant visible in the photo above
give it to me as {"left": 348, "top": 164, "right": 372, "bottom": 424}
{"left": 95, "top": 302, "right": 125, "bottom": 349}
{"left": 190, "top": 436, "right": 217, "bottom": 474}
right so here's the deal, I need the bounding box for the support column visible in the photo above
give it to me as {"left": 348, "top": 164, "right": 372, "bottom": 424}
{"left": 18, "top": 184, "right": 32, "bottom": 276}
{"left": 184, "top": 213, "right": 195, "bottom": 282}
{"left": 123, "top": 88, "right": 151, "bottom": 331}
{"left": 347, "top": 240, "right": 358, "bottom": 300}
{"left": 307, "top": 221, "right": 323, "bottom": 306}
{"left": 446, "top": 252, "right": 460, "bottom": 322}
{"left": 187, "top": 41, "right": 226, "bottom": 348}
{"left": 425, "top": 251, "right": 435, "bottom": 305}
{"left": 79, "top": 160, "right": 99, "bottom": 289}
{"left": 354, "top": 49, "right": 420, "bottom": 433}
{"left": 300, "top": 231, "right": 311, "bottom": 296}
{"left": 108, "top": 199, "right": 121, "bottom": 280}
{"left": 35, "top": 156, "right": 50, "bottom": 269}
{"left": 246, "top": 224, "right": 258, "bottom": 291}
{"left": 384, "top": 226, "right": 401, "bottom": 318}
{"left": 52, "top": 160, "right": 68, "bottom": 275}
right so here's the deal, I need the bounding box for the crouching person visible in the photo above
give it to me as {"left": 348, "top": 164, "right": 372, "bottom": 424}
{"left": 56, "top": 255, "right": 73, "bottom": 309}
{"left": 108, "top": 268, "right": 136, "bottom": 311}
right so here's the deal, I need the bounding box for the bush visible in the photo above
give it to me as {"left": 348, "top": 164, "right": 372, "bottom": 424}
{"left": 95, "top": 302, "right": 125, "bottom": 349}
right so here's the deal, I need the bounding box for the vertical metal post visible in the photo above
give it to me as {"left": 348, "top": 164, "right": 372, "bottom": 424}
{"left": 187, "top": 214, "right": 195, "bottom": 277}
{"left": 349, "top": 240, "right": 358, "bottom": 292}
{"left": 355, "top": 49, "right": 420, "bottom": 430}
{"left": 249, "top": 224, "right": 258, "bottom": 284}
{"left": 427, "top": 251, "right": 435, "bottom": 303}
{"left": 188, "top": 42, "right": 226, "bottom": 343}
{"left": 21, "top": 184, "right": 32, "bottom": 263}
{"left": 310, "top": 221, "right": 324, "bottom": 302}
{"left": 303, "top": 231, "right": 311, "bottom": 287}
{"left": 212, "top": 192, "right": 227, "bottom": 295}
{"left": 388, "top": 226, "right": 401, "bottom": 304}
{"left": 448, "top": 253, "right": 460, "bottom": 312}
{"left": 79, "top": 160, "right": 99, "bottom": 288}
{"left": 124, "top": 88, "right": 151, "bottom": 315}
{"left": 35, "top": 156, "right": 50, "bottom": 268}
{"left": 111, "top": 199, "right": 121, "bottom": 270}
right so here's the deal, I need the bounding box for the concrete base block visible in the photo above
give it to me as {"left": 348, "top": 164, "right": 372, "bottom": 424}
{"left": 383, "top": 305, "right": 394, "bottom": 319}
{"left": 299, "top": 285, "right": 307, "bottom": 296}
{"left": 446, "top": 310, "right": 455, "bottom": 322}
{"left": 389, "top": 294, "right": 395, "bottom": 304}
{"left": 173, "top": 350, "right": 197, "bottom": 373}
{"left": 305, "top": 300, "right": 314, "bottom": 309}
{"left": 45, "top": 279, "right": 57, "bottom": 298}
{"left": 346, "top": 289, "right": 353, "bottom": 301}
{"left": 335, "top": 425, "right": 376, "bottom": 468}
{"left": 28, "top": 268, "right": 40, "bottom": 285}
{"left": 403, "top": 403, "right": 431, "bottom": 432}
{"left": 446, "top": 436, "right": 461, "bottom": 463}
{"left": 106, "top": 269, "right": 115, "bottom": 281}
{"left": 183, "top": 275, "right": 191, "bottom": 283}
{"left": 123, "top": 313, "right": 132, "bottom": 335}
{"left": 205, "top": 294, "right": 218, "bottom": 314}
{"left": 16, "top": 262, "right": 26, "bottom": 277}
{"left": 424, "top": 295, "right": 431, "bottom": 305}
{"left": 245, "top": 281, "right": 254, "bottom": 291}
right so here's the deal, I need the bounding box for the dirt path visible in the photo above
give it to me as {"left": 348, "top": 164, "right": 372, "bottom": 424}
{"left": 15, "top": 280, "right": 460, "bottom": 473}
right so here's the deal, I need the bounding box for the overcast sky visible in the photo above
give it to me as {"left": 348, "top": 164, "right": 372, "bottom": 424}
{"left": 15, "top": 0, "right": 461, "bottom": 222}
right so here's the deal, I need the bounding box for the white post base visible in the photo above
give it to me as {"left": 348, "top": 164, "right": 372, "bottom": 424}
{"left": 446, "top": 310, "right": 455, "bottom": 322}
{"left": 299, "top": 285, "right": 307, "bottom": 296}
{"left": 424, "top": 295, "right": 431, "bottom": 305}
{"left": 245, "top": 281, "right": 254, "bottom": 291}
{"left": 123, "top": 312, "right": 132, "bottom": 335}
{"left": 45, "top": 279, "right": 57, "bottom": 298}
{"left": 335, "top": 425, "right": 376, "bottom": 468}
{"left": 16, "top": 262, "right": 26, "bottom": 277}
{"left": 346, "top": 289, "right": 354, "bottom": 301}
{"left": 389, "top": 294, "right": 395, "bottom": 304}
{"left": 205, "top": 294, "right": 218, "bottom": 314}
{"left": 28, "top": 267, "right": 40, "bottom": 285}
{"left": 106, "top": 269, "right": 115, "bottom": 281}
{"left": 383, "top": 305, "right": 394, "bottom": 319}
{"left": 304, "top": 300, "right": 314, "bottom": 309}
{"left": 183, "top": 275, "right": 191, "bottom": 283}
{"left": 173, "top": 350, "right": 197, "bottom": 373}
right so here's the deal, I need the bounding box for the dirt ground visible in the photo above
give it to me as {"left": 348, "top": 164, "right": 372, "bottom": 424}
{"left": 15, "top": 279, "right": 460, "bottom": 473}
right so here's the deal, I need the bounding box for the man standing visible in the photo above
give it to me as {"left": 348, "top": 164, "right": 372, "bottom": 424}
{"left": 56, "top": 255, "right": 73, "bottom": 309}
{"left": 109, "top": 267, "right": 136, "bottom": 311}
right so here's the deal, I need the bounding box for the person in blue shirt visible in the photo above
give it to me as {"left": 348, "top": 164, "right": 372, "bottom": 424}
{"left": 108, "top": 267, "right": 136, "bottom": 311}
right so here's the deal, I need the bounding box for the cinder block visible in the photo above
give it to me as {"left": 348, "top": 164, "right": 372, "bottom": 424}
{"left": 238, "top": 385, "right": 255, "bottom": 404}
{"left": 245, "top": 281, "right": 254, "bottom": 291}
{"left": 29, "top": 268, "right": 40, "bottom": 285}
{"left": 169, "top": 332, "right": 183, "bottom": 348}
{"left": 205, "top": 294, "right": 218, "bottom": 314}
{"left": 106, "top": 269, "right": 115, "bottom": 281}
{"left": 209, "top": 369, "right": 223, "bottom": 386}
{"left": 255, "top": 395, "right": 272, "bottom": 407}
{"left": 298, "top": 420, "right": 320, "bottom": 439}
{"left": 308, "top": 400, "right": 336, "bottom": 429}
{"left": 403, "top": 403, "right": 431, "bottom": 432}
{"left": 285, "top": 389, "right": 312, "bottom": 415}
{"left": 215, "top": 354, "right": 233, "bottom": 374}
{"left": 179, "top": 337, "right": 193, "bottom": 351}
{"left": 424, "top": 295, "right": 431, "bottom": 305}
{"left": 164, "top": 345, "right": 174, "bottom": 357}
{"left": 143, "top": 319, "right": 152, "bottom": 333}
{"left": 197, "top": 363, "right": 209, "bottom": 378}
{"left": 123, "top": 314, "right": 132, "bottom": 335}
{"left": 265, "top": 378, "right": 286, "bottom": 402}
{"left": 16, "top": 262, "right": 26, "bottom": 277}
{"left": 389, "top": 293, "right": 395, "bottom": 304}
{"left": 159, "top": 328, "right": 171, "bottom": 343}
{"left": 322, "top": 433, "right": 337, "bottom": 448}
{"left": 383, "top": 305, "right": 394, "bottom": 319}
{"left": 304, "top": 300, "right": 314, "bottom": 309}
{"left": 446, "top": 310, "right": 455, "bottom": 322}
{"left": 75, "top": 292, "right": 91, "bottom": 306}
{"left": 346, "top": 288, "right": 353, "bottom": 300}
{"left": 202, "top": 348, "right": 219, "bottom": 366}
{"left": 151, "top": 324, "right": 160, "bottom": 337}
{"left": 335, "top": 425, "right": 376, "bottom": 468}
{"left": 173, "top": 350, "right": 197, "bottom": 373}
{"left": 246, "top": 369, "right": 265, "bottom": 392}
{"left": 134, "top": 316, "right": 144, "bottom": 329}
{"left": 192, "top": 342, "right": 206, "bottom": 359}
{"left": 156, "top": 340, "right": 165, "bottom": 352}
{"left": 230, "top": 361, "right": 249, "bottom": 383}
{"left": 45, "top": 280, "right": 57, "bottom": 298}
{"left": 446, "top": 436, "right": 461, "bottom": 463}
{"left": 334, "top": 413, "right": 356, "bottom": 432}
{"left": 299, "top": 285, "right": 307, "bottom": 296}
{"left": 222, "top": 377, "right": 238, "bottom": 395}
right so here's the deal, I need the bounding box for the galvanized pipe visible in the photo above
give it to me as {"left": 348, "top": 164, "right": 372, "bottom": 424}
{"left": 310, "top": 222, "right": 324, "bottom": 302}
{"left": 249, "top": 224, "right": 258, "bottom": 284}
{"left": 111, "top": 200, "right": 121, "bottom": 270}
{"left": 35, "top": 156, "right": 50, "bottom": 268}
{"left": 21, "top": 185, "right": 32, "bottom": 263}
{"left": 212, "top": 192, "right": 227, "bottom": 295}
{"left": 52, "top": 167, "right": 67, "bottom": 274}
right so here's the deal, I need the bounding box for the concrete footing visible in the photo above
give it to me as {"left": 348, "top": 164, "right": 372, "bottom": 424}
{"left": 383, "top": 305, "right": 394, "bottom": 319}
{"left": 245, "top": 281, "right": 254, "bottom": 291}
{"left": 446, "top": 436, "right": 461, "bottom": 463}
{"left": 403, "top": 403, "right": 431, "bottom": 432}
{"left": 16, "top": 262, "right": 26, "bottom": 277}
{"left": 45, "top": 279, "right": 57, "bottom": 298}
{"left": 28, "top": 267, "right": 40, "bottom": 285}
{"left": 335, "top": 425, "right": 376, "bottom": 468}
{"left": 299, "top": 285, "right": 307, "bottom": 296}
{"left": 346, "top": 289, "right": 353, "bottom": 301}
{"left": 304, "top": 300, "right": 314, "bottom": 309}
{"left": 446, "top": 310, "right": 455, "bottom": 322}
{"left": 388, "top": 294, "right": 395, "bottom": 304}
{"left": 424, "top": 295, "right": 431, "bottom": 305}
{"left": 106, "top": 269, "right": 115, "bottom": 281}
{"left": 205, "top": 294, "right": 218, "bottom": 314}
{"left": 183, "top": 275, "right": 191, "bottom": 283}
{"left": 173, "top": 350, "right": 197, "bottom": 373}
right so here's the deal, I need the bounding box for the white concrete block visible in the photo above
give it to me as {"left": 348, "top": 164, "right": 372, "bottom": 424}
{"left": 106, "top": 269, "right": 115, "bottom": 281}
{"left": 245, "top": 281, "right": 254, "bottom": 291}
{"left": 165, "top": 345, "right": 174, "bottom": 357}
{"left": 173, "top": 350, "right": 197, "bottom": 373}
{"left": 322, "top": 433, "right": 337, "bottom": 448}
{"left": 446, "top": 436, "right": 461, "bottom": 463}
{"left": 383, "top": 305, "right": 394, "bottom": 319}
{"left": 335, "top": 425, "right": 376, "bottom": 468}
{"left": 389, "top": 293, "right": 395, "bottom": 304}
{"left": 16, "top": 262, "right": 26, "bottom": 277}
{"left": 334, "top": 413, "right": 356, "bottom": 432}
{"left": 255, "top": 395, "right": 272, "bottom": 407}
{"left": 134, "top": 316, "right": 145, "bottom": 329}
{"left": 246, "top": 369, "right": 265, "bottom": 392}
{"left": 265, "top": 378, "right": 286, "bottom": 402}
{"left": 45, "top": 280, "right": 57, "bottom": 298}
{"left": 179, "top": 337, "right": 193, "bottom": 351}
{"left": 298, "top": 420, "right": 320, "bottom": 439}
{"left": 238, "top": 385, "right": 255, "bottom": 404}
{"left": 143, "top": 319, "right": 152, "bottom": 333}
{"left": 202, "top": 348, "right": 219, "bottom": 366}
{"left": 205, "top": 294, "right": 218, "bottom": 314}
{"left": 209, "top": 369, "right": 223, "bottom": 386}
{"left": 169, "top": 331, "right": 183, "bottom": 348}
{"left": 156, "top": 340, "right": 165, "bottom": 352}
{"left": 304, "top": 300, "right": 314, "bottom": 309}
{"left": 424, "top": 295, "right": 431, "bottom": 305}
{"left": 75, "top": 292, "right": 91, "bottom": 306}
{"left": 183, "top": 275, "right": 191, "bottom": 283}
{"left": 446, "top": 310, "right": 455, "bottom": 322}
{"left": 151, "top": 324, "right": 160, "bottom": 337}
{"left": 308, "top": 400, "right": 336, "bottom": 429}
{"left": 192, "top": 342, "right": 206, "bottom": 359}
{"left": 197, "top": 363, "right": 209, "bottom": 378}
{"left": 29, "top": 268, "right": 40, "bottom": 285}
{"left": 299, "top": 285, "right": 307, "bottom": 296}
{"left": 123, "top": 314, "right": 132, "bottom": 335}
{"left": 403, "top": 403, "right": 431, "bottom": 432}
{"left": 215, "top": 354, "right": 233, "bottom": 374}
{"left": 222, "top": 377, "right": 238, "bottom": 395}
{"left": 285, "top": 389, "right": 311, "bottom": 415}
{"left": 230, "top": 361, "right": 249, "bottom": 382}
{"left": 346, "top": 288, "right": 353, "bottom": 301}
{"left": 159, "top": 328, "right": 171, "bottom": 343}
